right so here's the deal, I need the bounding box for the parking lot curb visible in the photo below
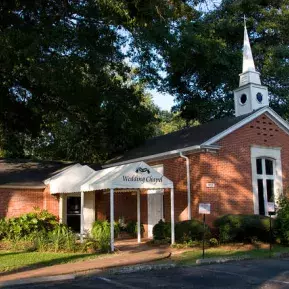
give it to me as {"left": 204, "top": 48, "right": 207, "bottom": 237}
{"left": 0, "top": 274, "right": 75, "bottom": 288}
{"left": 196, "top": 255, "right": 252, "bottom": 265}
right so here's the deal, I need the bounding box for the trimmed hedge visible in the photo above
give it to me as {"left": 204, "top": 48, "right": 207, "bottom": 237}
{"left": 175, "top": 219, "right": 210, "bottom": 242}
{"left": 152, "top": 219, "right": 210, "bottom": 243}
{"left": 153, "top": 220, "right": 171, "bottom": 240}
{"left": 214, "top": 214, "right": 273, "bottom": 243}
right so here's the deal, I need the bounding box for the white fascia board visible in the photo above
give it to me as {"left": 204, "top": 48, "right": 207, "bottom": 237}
{"left": 44, "top": 163, "right": 81, "bottom": 185}
{"left": 202, "top": 107, "right": 272, "bottom": 146}
{"left": 264, "top": 107, "right": 289, "bottom": 136}
{"left": 102, "top": 145, "right": 220, "bottom": 168}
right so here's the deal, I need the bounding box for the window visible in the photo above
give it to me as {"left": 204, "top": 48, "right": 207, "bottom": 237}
{"left": 255, "top": 158, "right": 275, "bottom": 216}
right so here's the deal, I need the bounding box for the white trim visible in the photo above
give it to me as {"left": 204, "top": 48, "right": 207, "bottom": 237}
{"left": 44, "top": 164, "right": 81, "bottom": 185}
{"left": 171, "top": 187, "right": 175, "bottom": 245}
{"left": 251, "top": 146, "right": 283, "bottom": 215}
{"left": 103, "top": 145, "right": 220, "bottom": 168}
{"left": 137, "top": 190, "right": 141, "bottom": 243}
{"left": 203, "top": 107, "right": 289, "bottom": 146}
{"left": 110, "top": 188, "right": 114, "bottom": 252}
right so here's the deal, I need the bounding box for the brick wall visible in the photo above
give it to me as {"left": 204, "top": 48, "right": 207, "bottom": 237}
{"left": 0, "top": 186, "right": 59, "bottom": 219}
{"left": 147, "top": 113, "right": 289, "bottom": 226}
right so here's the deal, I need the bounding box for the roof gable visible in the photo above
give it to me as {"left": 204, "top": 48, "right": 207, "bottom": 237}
{"left": 105, "top": 107, "right": 289, "bottom": 166}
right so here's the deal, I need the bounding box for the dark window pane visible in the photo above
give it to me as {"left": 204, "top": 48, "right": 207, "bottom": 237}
{"left": 67, "top": 215, "right": 80, "bottom": 233}
{"left": 265, "top": 159, "right": 273, "bottom": 175}
{"left": 257, "top": 179, "right": 265, "bottom": 215}
{"left": 256, "top": 159, "right": 262, "bottom": 174}
{"left": 266, "top": 179, "right": 274, "bottom": 202}
{"left": 67, "top": 197, "right": 81, "bottom": 214}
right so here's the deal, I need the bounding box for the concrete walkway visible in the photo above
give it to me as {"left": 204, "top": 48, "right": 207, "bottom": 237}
{"left": 0, "top": 239, "right": 171, "bottom": 284}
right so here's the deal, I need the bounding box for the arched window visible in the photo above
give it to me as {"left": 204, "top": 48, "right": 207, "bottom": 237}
{"left": 255, "top": 158, "right": 275, "bottom": 215}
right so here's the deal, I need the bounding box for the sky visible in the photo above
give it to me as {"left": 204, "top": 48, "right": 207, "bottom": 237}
{"left": 150, "top": 89, "right": 175, "bottom": 111}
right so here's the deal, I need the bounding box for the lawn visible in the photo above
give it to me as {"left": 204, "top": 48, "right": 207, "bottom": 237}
{"left": 172, "top": 244, "right": 289, "bottom": 265}
{"left": 0, "top": 251, "right": 99, "bottom": 273}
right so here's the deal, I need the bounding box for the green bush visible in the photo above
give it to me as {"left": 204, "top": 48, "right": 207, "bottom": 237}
{"left": 209, "top": 238, "right": 219, "bottom": 247}
{"left": 175, "top": 219, "right": 210, "bottom": 243}
{"left": 153, "top": 220, "right": 171, "bottom": 241}
{"left": 33, "top": 224, "right": 77, "bottom": 252}
{"left": 91, "top": 220, "right": 120, "bottom": 252}
{"left": 0, "top": 209, "right": 58, "bottom": 241}
{"left": 125, "top": 220, "right": 144, "bottom": 237}
{"left": 214, "top": 214, "right": 272, "bottom": 243}
{"left": 275, "top": 196, "right": 289, "bottom": 245}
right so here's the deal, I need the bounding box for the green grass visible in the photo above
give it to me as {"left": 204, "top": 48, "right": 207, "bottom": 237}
{"left": 173, "top": 244, "right": 289, "bottom": 265}
{"left": 0, "top": 251, "right": 99, "bottom": 273}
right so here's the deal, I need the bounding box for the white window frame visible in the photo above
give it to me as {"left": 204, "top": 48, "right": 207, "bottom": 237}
{"left": 251, "top": 146, "right": 283, "bottom": 215}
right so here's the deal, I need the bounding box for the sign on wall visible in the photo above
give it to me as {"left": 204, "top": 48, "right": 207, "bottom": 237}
{"left": 199, "top": 203, "right": 211, "bottom": 215}
{"left": 206, "top": 183, "right": 215, "bottom": 188}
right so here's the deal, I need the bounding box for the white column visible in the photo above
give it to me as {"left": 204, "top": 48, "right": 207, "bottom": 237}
{"left": 110, "top": 188, "right": 114, "bottom": 252}
{"left": 80, "top": 191, "right": 84, "bottom": 243}
{"left": 59, "top": 194, "right": 64, "bottom": 224}
{"left": 170, "top": 187, "right": 175, "bottom": 245}
{"left": 137, "top": 190, "right": 141, "bottom": 243}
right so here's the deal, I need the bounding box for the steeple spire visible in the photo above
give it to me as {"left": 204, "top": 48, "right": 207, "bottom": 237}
{"left": 233, "top": 16, "right": 269, "bottom": 117}
{"left": 242, "top": 16, "right": 256, "bottom": 73}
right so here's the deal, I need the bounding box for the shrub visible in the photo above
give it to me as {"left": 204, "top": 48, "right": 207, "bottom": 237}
{"left": 153, "top": 220, "right": 171, "bottom": 241}
{"left": 91, "top": 220, "right": 120, "bottom": 252}
{"left": 209, "top": 238, "right": 219, "bottom": 247}
{"left": 214, "top": 214, "right": 272, "bottom": 243}
{"left": 126, "top": 220, "right": 144, "bottom": 237}
{"left": 0, "top": 209, "right": 58, "bottom": 241}
{"left": 275, "top": 196, "right": 289, "bottom": 245}
{"left": 175, "top": 219, "right": 211, "bottom": 243}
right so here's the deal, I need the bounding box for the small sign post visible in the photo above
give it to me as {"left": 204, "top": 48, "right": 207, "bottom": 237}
{"left": 267, "top": 202, "right": 275, "bottom": 255}
{"left": 199, "top": 203, "right": 211, "bottom": 259}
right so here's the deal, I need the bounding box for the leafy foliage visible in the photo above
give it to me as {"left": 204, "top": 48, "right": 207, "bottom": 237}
{"left": 152, "top": 219, "right": 210, "bottom": 243}
{"left": 0, "top": 209, "right": 58, "bottom": 241}
{"left": 275, "top": 195, "right": 289, "bottom": 245}
{"left": 153, "top": 219, "right": 171, "bottom": 241}
{"left": 175, "top": 219, "right": 211, "bottom": 243}
{"left": 162, "top": 0, "right": 289, "bottom": 122}
{"left": 1, "top": 0, "right": 197, "bottom": 161}
{"left": 91, "top": 220, "right": 120, "bottom": 252}
{"left": 214, "top": 214, "right": 272, "bottom": 243}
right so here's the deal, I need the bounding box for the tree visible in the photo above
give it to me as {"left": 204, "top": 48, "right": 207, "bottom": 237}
{"left": 162, "top": 0, "right": 289, "bottom": 123}
{"left": 0, "top": 0, "right": 198, "bottom": 161}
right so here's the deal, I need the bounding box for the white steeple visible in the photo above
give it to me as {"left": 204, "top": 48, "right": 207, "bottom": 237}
{"left": 242, "top": 21, "right": 256, "bottom": 73}
{"left": 234, "top": 17, "right": 269, "bottom": 117}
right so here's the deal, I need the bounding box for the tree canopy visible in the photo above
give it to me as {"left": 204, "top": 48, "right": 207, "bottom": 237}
{"left": 1, "top": 0, "right": 289, "bottom": 162}
{"left": 162, "top": 0, "right": 289, "bottom": 122}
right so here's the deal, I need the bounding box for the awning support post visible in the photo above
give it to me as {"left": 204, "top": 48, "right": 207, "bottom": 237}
{"left": 110, "top": 188, "right": 115, "bottom": 252}
{"left": 137, "top": 190, "right": 141, "bottom": 243}
{"left": 171, "top": 187, "right": 175, "bottom": 245}
{"left": 80, "top": 191, "right": 84, "bottom": 243}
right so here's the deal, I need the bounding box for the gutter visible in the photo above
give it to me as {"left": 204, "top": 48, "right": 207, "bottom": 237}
{"left": 178, "top": 151, "right": 191, "bottom": 220}
{"left": 103, "top": 145, "right": 220, "bottom": 168}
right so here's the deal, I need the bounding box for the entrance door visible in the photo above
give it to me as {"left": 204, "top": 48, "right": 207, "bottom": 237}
{"left": 67, "top": 196, "right": 81, "bottom": 232}
{"left": 147, "top": 164, "right": 164, "bottom": 238}
{"left": 147, "top": 193, "right": 163, "bottom": 238}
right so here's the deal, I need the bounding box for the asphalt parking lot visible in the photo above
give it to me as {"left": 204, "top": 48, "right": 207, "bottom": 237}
{"left": 7, "top": 258, "right": 289, "bottom": 289}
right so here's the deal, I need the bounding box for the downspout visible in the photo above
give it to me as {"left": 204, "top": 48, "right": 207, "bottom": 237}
{"left": 179, "top": 151, "right": 191, "bottom": 220}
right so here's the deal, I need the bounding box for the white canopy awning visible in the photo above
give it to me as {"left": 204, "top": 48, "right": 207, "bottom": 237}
{"left": 81, "top": 161, "right": 173, "bottom": 191}
{"left": 44, "top": 164, "right": 95, "bottom": 194}
{"left": 45, "top": 161, "right": 173, "bottom": 194}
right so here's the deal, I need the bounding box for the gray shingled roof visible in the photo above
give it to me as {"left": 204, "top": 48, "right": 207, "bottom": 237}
{"left": 0, "top": 159, "right": 74, "bottom": 188}
{"left": 107, "top": 112, "right": 254, "bottom": 165}
{"left": 0, "top": 159, "right": 101, "bottom": 188}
